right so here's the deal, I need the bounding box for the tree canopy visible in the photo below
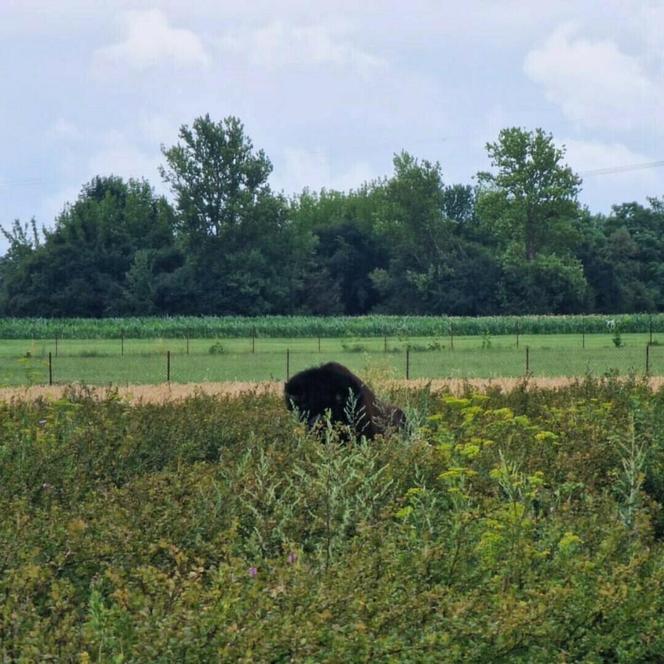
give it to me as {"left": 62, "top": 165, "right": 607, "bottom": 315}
{"left": 477, "top": 127, "right": 582, "bottom": 261}
{"left": 1, "top": 120, "right": 662, "bottom": 317}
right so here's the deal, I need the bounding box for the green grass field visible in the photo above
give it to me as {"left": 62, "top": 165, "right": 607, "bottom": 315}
{"left": 1, "top": 333, "right": 662, "bottom": 385}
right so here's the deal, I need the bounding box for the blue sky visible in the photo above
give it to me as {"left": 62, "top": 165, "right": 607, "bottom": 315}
{"left": 1, "top": 0, "right": 663, "bottom": 252}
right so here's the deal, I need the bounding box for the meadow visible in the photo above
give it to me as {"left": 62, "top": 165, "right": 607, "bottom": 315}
{"left": 1, "top": 376, "right": 663, "bottom": 660}
{"left": 1, "top": 332, "right": 662, "bottom": 385}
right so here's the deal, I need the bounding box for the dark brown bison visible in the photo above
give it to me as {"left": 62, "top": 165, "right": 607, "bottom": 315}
{"left": 284, "top": 362, "right": 406, "bottom": 439}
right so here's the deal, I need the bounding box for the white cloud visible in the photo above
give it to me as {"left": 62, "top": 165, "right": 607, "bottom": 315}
{"left": 40, "top": 184, "right": 82, "bottom": 223}
{"left": 271, "top": 148, "right": 375, "bottom": 194}
{"left": 562, "top": 137, "right": 661, "bottom": 210}
{"left": 219, "top": 21, "right": 384, "bottom": 74}
{"left": 5, "top": 0, "right": 664, "bottom": 241}
{"left": 138, "top": 114, "right": 180, "bottom": 147}
{"left": 94, "top": 9, "right": 209, "bottom": 71}
{"left": 49, "top": 118, "right": 83, "bottom": 142}
{"left": 524, "top": 23, "right": 663, "bottom": 131}
{"left": 633, "top": 3, "right": 664, "bottom": 64}
{"left": 563, "top": 138, "right": 655, "bottom": 175}
{"left": 86, "top": 131, "right": 162, "bottom": 184}
{"left": 38, "top": 130, "right": 166, "bottom": 224}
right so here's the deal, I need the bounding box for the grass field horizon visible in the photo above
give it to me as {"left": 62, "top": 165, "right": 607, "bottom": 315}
{"left": 1, "top": 332, "right": 662, "bottom": 385}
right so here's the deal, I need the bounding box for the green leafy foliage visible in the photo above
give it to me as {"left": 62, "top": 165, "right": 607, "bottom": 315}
{"left": 0, "top": 177, "right": 176, "bottom": 317}
{"left": 2, "top": 119, "right": 664, "bottom": 317}
{"left": 1, "top": 378, "right": 663, "bottom": 659}
{"left": 159, "top": 115, "right": 308, "bottom": 315}
{"left": 477, "top": 127, "right": 582, "bottom": 262}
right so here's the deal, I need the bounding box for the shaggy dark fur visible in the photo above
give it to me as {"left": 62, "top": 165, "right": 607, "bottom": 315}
{"left": 284, "top": 362, "right": 406, "bottom": 439}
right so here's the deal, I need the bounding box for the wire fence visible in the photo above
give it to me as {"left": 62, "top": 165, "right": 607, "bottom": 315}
{"left": 1, "top": 334, "right": 662, "bottom": 386}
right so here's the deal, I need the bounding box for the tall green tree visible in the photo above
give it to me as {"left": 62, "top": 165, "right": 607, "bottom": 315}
{"left": 369, "top": 152, "right": 501, "bottom": 314}
{"left": 475, "top": 128, "right": 589, "bottom": 313}
{"left": 0, "top": 217, "right": 42, "bottom": 259}
{"left": 160, "top": 115, "right": 310, "bottom": 314}
{"left": 160, "top": 115, "right": 273, "bottom": 243}
{"left": 369, "top": 152, "right": 447, "bottom": 312}
{"left": 477, "top": 127, "right": 582, "bottom": 261}
{"left": 0, "top": 177, "right": 176, "bottom": 316}
{"left": 569, "top": 200, "right": 664, "bottom": 313}
{"left": 289, "top": 186, "right": 387, "bottom": 314}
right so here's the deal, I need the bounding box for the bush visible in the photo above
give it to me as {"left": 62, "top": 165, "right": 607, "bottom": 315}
{"left": 0, "top": 378, "right": 663, "bottom": 660}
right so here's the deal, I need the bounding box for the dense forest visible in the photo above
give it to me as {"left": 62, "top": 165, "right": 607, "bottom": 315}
{"left": 1, "top": 116, "right": 662, "bottom": 317}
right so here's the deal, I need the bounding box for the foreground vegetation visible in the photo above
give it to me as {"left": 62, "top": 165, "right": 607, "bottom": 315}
{"left": 1, "top": 377, "right": 663, "bottom": 660}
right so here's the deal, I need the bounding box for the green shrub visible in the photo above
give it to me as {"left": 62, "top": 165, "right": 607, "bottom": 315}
{"left": 0, "top": 378, "right": 663, "bottom": 660}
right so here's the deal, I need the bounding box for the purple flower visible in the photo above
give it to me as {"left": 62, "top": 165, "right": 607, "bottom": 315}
{"left": 287, "top": 552, "right": 298, "bottom": 565}
{"left": 248, "top": 566, "right": 258, "bottom": 577}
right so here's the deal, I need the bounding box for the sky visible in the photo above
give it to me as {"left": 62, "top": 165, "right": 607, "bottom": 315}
{"left": 1, "top": 0, "right": 663, "bottom": 253}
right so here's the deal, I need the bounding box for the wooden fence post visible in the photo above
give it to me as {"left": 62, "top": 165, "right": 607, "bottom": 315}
{"left": 646, "top": 343, "right": 651, "bottom": 375}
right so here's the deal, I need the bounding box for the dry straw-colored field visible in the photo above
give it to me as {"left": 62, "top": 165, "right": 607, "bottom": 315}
{"left": 1, "top": 376, "right": 664, "bottom": 403}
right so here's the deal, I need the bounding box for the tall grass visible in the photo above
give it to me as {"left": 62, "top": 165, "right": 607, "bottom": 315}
{"left": 0, "top": 378, "right": 663, "bottom": 660}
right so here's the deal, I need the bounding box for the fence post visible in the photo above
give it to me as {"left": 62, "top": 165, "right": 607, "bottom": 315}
{"left": 650, "top": 316, "right": 653, "bottom": 345}
{"left": 286, "top": 349, "right": 290, "bottom": 380}
{"left": 525, "top": 346, "right": 530, "bottom": 375}
{"left": 406, "top": 345, "right": 410, "bottom": 380}
{"left": 167, "top": 350, "right": 171, "bottom": 383}
{"left": 646, "top": 343, "right": 650, "bottom": 376}
{"left": 48, "top": 351, "right": 53, "bottom": 386}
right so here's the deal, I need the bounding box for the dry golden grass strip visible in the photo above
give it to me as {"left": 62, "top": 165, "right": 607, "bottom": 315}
{"left": 0, "top": 376, "right": 663, "bottom": 404}
{"left": 0, "top": 381, "right": 282, "bottom": 404}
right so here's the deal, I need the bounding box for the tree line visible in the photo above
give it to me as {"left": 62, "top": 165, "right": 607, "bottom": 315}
{"left": 1, "top": 115, "right": 662, "bottom": 317}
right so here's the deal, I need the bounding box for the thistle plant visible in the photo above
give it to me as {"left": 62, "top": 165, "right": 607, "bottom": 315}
{"left": 614, "top": 411, "right": 648, "bottom": 531}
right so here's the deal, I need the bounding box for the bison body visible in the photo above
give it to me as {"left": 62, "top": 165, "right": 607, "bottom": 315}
{"left": 284, "top": 362, "right": 405, "bottom": 439}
